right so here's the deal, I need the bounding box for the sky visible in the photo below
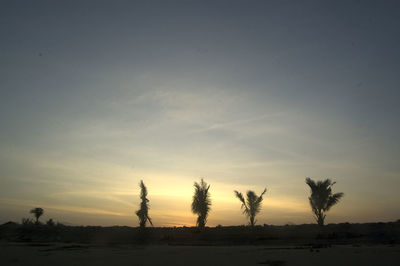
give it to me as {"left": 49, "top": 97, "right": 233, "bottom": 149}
{"left": 1, "top": 0, "right": 400, "bottom": 227}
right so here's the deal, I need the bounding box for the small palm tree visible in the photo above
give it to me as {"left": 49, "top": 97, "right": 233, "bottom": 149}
{"left": 30, "top": 208, "right": 44, "bottom": 224}
{"left": 191, "top": 178, "right": 211, "bottom": 229}
{"left": 234, "top": 188, "right": 267, "bottom": 227}
{"left": 135, "top": 180, "right": 153, "bottom": 228}
{"left": 305, "top": 177, "right": 344, "bottom": 226}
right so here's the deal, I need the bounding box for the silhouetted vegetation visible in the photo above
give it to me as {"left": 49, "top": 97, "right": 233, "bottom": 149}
{"left": 30, "top": 208, "right": 44, "bottom": 224}
{"left": 306, "top": 178, "right": 344, "bottom": 226}
{"left": 22, "top": 218, "right": 34, "bottom": 226}
{"left": 135, "top": 180, "right": 153, "bottom": 228}
{"left": 4, "top": 178, "right": 395, "bottom": 251}
{"left": 234, "top": 188, "right": 267, "bottom": 227}
{"left": 46, "top": 218, "right": 55, "bottom": 226}
{"left": 191, "top": 179, "right": 211, "bottom": 229}
{"left": 1, "top": 221, "right": 399, "bottom": 246}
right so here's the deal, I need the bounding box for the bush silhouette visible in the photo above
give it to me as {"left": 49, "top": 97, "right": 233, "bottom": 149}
{"left": 135, "top": 180, "right": 153, "bottom": 228}
{"left": 46, "top": 218, "right": 55, "bottom": 226}
{"left": 21, "top": 218, "right": 34, "bottom": 226}
{"left": 234, "top": 188, "right": 267, "bottom": 227}
{"left": 30, "top": 208, "right": 44, "bottom": 224}
{"left": 191, "top": 178, "right": 211, "bottom": 229}
{"left": 306, "top": 177, "right": 344, "bottom": 226}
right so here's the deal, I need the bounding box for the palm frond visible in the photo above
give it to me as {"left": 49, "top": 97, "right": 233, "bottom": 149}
{"left": 305, "top": 177, "right": 317, "bottom": 191}
{"left": 147, "top": 216, "right": 153, "bottom": 226}
{"left": 325, "top": 192, "right": 344, "bottom": 211}
{"left": 256, "top": 188, "right": 267, "bottom": 204}
{"left": 139, "top": 180, "right": 148, "bottom": 199}
{"left": 234, "top": 191, "right": 246, "bottom": 206}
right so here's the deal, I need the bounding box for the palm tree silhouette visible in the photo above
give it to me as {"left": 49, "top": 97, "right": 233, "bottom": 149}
{"left": 135, "top": 180, "right": 153, "bottom": 228}
{"left": 30, "top": 208, "right": 44, "bottom": 224}
{"left": 191, "top": 178, "right": 211, "bottom": 229}
{"left": 234, "top": 188, "right": 267, "bottom": 227}
{"left": 305, "top": 177, "right": 344, "bottom": 226}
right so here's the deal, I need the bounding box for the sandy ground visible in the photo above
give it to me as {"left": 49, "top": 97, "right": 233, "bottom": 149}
{"left": 1, "top": 243, "right": 399, "bottom": 266}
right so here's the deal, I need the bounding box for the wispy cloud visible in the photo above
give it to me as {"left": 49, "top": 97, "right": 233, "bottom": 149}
{"left": 0, "top": 198, "right": 128, "bottom": 217}
{"left": 188, "top": 112, "right": 285, "bottom": 134}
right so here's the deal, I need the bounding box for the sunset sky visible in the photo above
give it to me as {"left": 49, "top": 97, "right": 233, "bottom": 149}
{"left": 1, "top": 0, "right": 400, "bottom": 226}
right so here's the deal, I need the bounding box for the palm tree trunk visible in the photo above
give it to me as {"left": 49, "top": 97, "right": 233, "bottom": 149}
{"left": 197, "top": 215, "right": 205, "bottom": 229}
{"left": 250, "top": 216, "right": 255, "bottom": 227}
{"left": 317, "top": 211, "right": 324, "bottom": 226}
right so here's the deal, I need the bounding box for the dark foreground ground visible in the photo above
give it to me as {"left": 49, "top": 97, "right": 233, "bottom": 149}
{"left": 1, "top": 221, "right": 399, "bottom": 265}
{"left": 1, "top": 242, "right": 399, "bottom": 266}
{"left": 1, "top": 222, "right": 399, "bottom": 245}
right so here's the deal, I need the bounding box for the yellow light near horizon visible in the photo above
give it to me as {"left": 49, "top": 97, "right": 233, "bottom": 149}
{"left": 0, "top": 154, "right": 313, "bottom": 227}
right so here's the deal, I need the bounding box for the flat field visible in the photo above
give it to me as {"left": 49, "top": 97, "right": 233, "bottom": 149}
{"left": 1, "top": 242, "right": 399, "bottom": 266}
{"left": 1, "top": 222, "right": 399, "bottom": 265}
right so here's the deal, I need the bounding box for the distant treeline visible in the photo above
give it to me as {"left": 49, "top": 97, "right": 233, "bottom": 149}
{"left": 1, "top": 221, "right": 399, "bottom": 246}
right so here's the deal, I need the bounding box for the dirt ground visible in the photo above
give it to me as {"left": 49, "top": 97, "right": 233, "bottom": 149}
{"left": 1, "top": 242, "right": 399, "bottom": 266}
